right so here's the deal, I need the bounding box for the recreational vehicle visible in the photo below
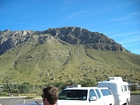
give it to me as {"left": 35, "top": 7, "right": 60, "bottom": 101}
{"left": 97, "top": 77, "right": 130, "bottom": 105}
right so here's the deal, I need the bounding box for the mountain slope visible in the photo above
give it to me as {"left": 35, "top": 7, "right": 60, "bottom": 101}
{"left": 0, "top": 27, "right": 140, "bottom": 85}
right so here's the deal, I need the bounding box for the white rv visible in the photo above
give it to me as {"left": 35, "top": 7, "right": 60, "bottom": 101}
{"left": 97, "top": 77, "right": 130, "bottom": 105}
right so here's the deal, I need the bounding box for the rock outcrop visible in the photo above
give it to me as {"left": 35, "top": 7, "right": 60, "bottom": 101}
{"left": 0, "top": 27, "right": 129, "bottom": 55}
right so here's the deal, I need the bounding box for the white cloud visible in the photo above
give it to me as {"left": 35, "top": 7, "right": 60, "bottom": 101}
{"left": 68, "top": 10, "right": 88, "bottom": 19}
{"left": 110, "top": 12, "right": 140, "bottom": 22}
{"left": 0, "top": 21, "right": 48, "bottom": 27}
{"left": 118, "top": 36, "right": 140, "bottom": 55}
{"left": 118, "top": 36, "right": 140, "bottom": 44}
{"left": 129, "top": 12, "right": 140, "bottom": 16}
{"left": 111, "top": 31, "right": 140, "bottom": 38}
{"left": 68, "top": 9, "right": 95, "bottom": 19}
{"left": 131, "top": 49, "right": 140, "bottom": 55}
{"left": 110, "top": 17, "right": 128, "bottom": 21}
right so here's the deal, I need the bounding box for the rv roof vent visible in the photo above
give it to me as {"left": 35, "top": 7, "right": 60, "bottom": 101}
{"left": 109, "top": 77, "right": 122, "bottom": 81}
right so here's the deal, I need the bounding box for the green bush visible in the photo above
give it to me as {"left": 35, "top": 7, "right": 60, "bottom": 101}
{"left": 131, "top": 84, "right": 138, "bottom": 91}
{"left": 25, "top": 96, "right": 34, "bottom": 99}
{"left": 74, "top": 80, "right": 96, "bottom": 87}
{"left": 55, "top": 82, "right": 66, "bottom": 91}
{"left": 0, "top": 92, "right": 9, "bottom": 96}
{"left": 19, "top": 82, "right": 30, "bottom": 93}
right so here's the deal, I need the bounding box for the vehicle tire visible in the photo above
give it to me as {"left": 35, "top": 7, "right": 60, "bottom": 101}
{"left": 124, "top": 99, "right": 129, "bottom": 105}
{"left": 126, "top": 99, "right": 129, "bottom": 105}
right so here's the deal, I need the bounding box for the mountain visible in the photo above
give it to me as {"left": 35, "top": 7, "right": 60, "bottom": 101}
{"left": 0, "top": 27, "right": 129, "bottom": 55}
{"left": 0, "top": 27, "right": 140, "bottom": 85}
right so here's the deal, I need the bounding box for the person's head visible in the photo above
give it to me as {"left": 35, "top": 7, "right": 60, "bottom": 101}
{"left": 42, "top": 86, "right": 58, "bottom": 105}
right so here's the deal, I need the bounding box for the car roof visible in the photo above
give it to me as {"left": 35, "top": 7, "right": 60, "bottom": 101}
{"left": 98, "top": 80, "right": 128, "bottom": 85}
{"left": 64, "top": 87, "right": 105, "bottom": 90}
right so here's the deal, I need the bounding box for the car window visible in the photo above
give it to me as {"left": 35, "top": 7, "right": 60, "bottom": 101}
{"left": 58, "top": 90, "right": 87, "bottom": 100}
{"left": 95, "top": 89, "right": 101, "bottom": 98}
{"left": 89, "top": 89, "right": 96, "bottom": 98}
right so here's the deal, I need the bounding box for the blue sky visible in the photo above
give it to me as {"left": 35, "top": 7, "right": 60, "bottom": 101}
{"left": 0, "top": 0, "right": 140, "bottom": 55}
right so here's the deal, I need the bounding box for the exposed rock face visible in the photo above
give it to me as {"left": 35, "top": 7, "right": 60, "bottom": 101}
{"left": 44, "top": 27, "right": 127, "bottom": 51}
{"left": 0, "top": 27, "right": 129, "bottom": 55}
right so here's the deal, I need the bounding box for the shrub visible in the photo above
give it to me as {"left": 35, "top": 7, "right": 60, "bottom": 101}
{"left": 0, "top": 92, "right": 8, "bottom": 96}
{"left": 19, "top": 82, "right": 30, "bottom": 93}
{"left": 131, "top": 84, "right": 138, "bottom": 91}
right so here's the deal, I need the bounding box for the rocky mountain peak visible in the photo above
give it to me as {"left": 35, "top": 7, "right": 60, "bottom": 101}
{"left": 0, "top": 27, "right": 129, "bottom": 55}
{"left": 43, "top": 27, "right": 128, "bottom": 52}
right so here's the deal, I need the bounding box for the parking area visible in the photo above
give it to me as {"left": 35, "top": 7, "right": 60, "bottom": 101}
{"left": 129, "top": 95, "right": 140, "bottom": 105}
{"left": 0, "top": 95, "right": 140, "bottom": 105}
{"left": 0, "top": 97, "right": 42, "bottom": 105}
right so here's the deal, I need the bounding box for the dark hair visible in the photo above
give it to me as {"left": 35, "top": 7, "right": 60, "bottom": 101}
{"left": 42, "top": 86, "right": 58, "bottom": 104}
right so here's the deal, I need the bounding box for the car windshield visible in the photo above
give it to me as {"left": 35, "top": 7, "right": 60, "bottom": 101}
{"left": 58, "top": 89, "right": 87, "bottom": 100}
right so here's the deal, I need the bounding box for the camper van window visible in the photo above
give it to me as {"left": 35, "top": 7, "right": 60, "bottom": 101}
{"left": 128, "top": 85, "right": 130, "bottom": 90}
{"left": 124, "top": 85, "right": 127, "bottom": 91}
{"left": 101, "top": 89, "right": 111, "bottom": 96}
{"left": 121, "top": 86, "right": 124, "bottom": 92}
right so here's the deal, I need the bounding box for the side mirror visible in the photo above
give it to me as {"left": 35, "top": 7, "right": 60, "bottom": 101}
{"left": 89, "top": 96, "right": 97, "bottom": 101}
